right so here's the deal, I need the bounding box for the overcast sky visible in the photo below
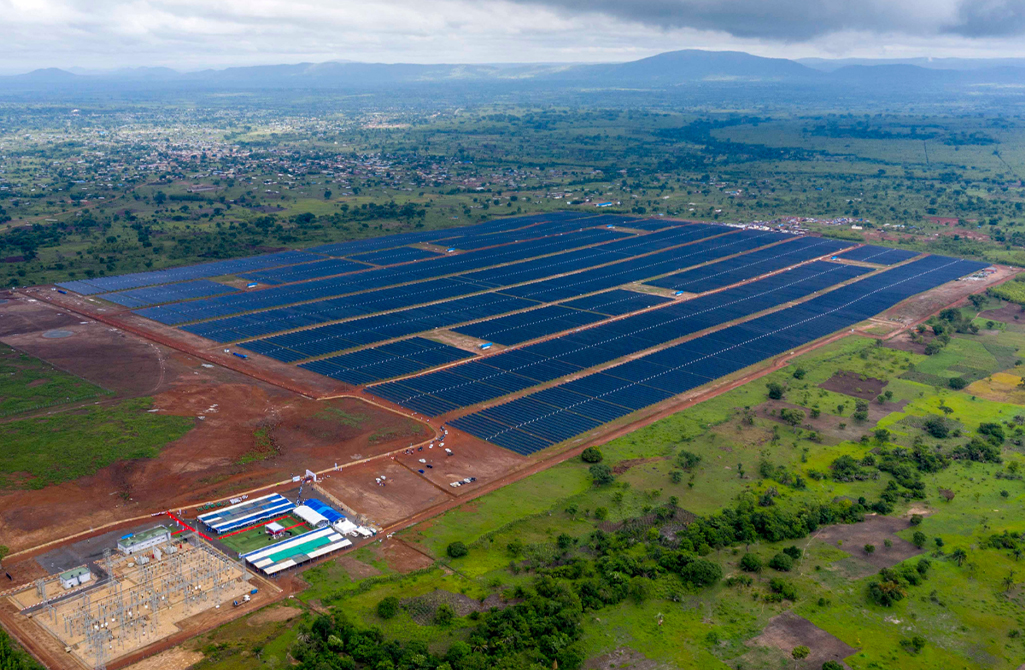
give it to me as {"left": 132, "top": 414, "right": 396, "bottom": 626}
{"left": 2, "top": 0, "right": 1025, "bottom": 74}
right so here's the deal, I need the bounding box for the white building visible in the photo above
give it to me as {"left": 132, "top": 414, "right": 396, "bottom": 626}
{"left": 117, "top": 526, "right": 172, "bottom": 555}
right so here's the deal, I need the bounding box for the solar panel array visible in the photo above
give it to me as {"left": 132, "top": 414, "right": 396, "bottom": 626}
{"left": 560, "top": 290, "right": 672, "bottom": 316}
{"left": 449, "top": 255, "right": 989, "bottom": 454}
{"left": 101, "top": 279, "right": 239, "bottom": 308}
{"left": 298, "top": 337, "right": 475, "bottom": 384}
{"left": 838, "top": 245, "right": 920, "bottom": 265}
{"left": 453, "top": 304, "right": 609, "bottom": 346}
{"left": 349, "top": 247, "right": 443, "bottom": 265}
{"left": 56, "top": 250, "right": 320, "bottom": 295}
{"left": 136, "top": 227, "right": 629, "bottom": 326}
{"left": 242, "top": 291, "right": 540, "bottom": 362}
{"left": 370, "top": 260, "right": 874, "bottom": 416}
{"left": 237, "top": 258, "right": 369, "bottom": 285}
{"left": 645, "top": 237, "right": 854, "bottom": 293}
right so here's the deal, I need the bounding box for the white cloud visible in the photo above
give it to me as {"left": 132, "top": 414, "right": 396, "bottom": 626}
{"left": 0, "top": 0, "right": 1023, "bottom": 73}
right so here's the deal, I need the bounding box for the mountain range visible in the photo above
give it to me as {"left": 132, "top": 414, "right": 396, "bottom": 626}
{"left": 5, "top": 50, "right": 1025, "bottom": 101}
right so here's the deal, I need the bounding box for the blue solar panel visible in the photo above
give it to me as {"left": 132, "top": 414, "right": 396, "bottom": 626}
{"left": 57, "top": 250, "right": 320, "bottom": 295}
{"left": 101, "top": 280, "right": 237, "bottom": 308}
{"left": 449, "top": 255, "right": 988, "bottom": 454}
{"left": 296, "top": 337, "right": 474, "bottom": 384}
{"left": 838, "top": 245, "right": 920, "bottom": 265}
{"left": 237, "top": 258, "right": 369, "bottom": 285}
{"left": 560, "top": 289, "right": 672, "bottom": 316}
{"left": 349, "top": 247, "right": 444, "bottom": 265}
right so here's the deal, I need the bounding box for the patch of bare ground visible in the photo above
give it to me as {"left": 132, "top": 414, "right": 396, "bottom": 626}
{"left": 427, "top": 329, "right": 503, "bottom": 354}
{"left": 401, "top": 590, "right": 514, "bottom": 624}
{"left": 979, "top": 303, "right": 1025, "bottom": 324}
{"left": 585, "top": 647, "right": 674, "bottom": 670}
{"left": 756, "top": 399, "right": 904, "bottom": 441}
{"left": 374, "top": 539, "right": 435, "bottom": 573}
{"left": 813, "top": 515, "right": 923, "bottom": 573}
{"left": 879, "top": 265, "right": 1013, "bottom": 326}
{"left": 734, "top": 611, "right": 857, "bottom": 670}
{"left": 883, "top": 329, "right": 929, "bottom": 355}
{"left": 246, "top": 606, "right": 302, "bottom": 627}
{"left": 121, "top": 647, "right": 204, "bottom": 670}
{"left": 333, "top": 556, "right": 382, "bottom": 581}
{"left": 819, "top": 371, "right": 887, "bottom": 401}
{"left": 612, "top": 457, "right": 664, "bottom": 475}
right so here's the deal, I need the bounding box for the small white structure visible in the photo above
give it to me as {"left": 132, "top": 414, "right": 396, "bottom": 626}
{"left": 59, "top": 567, "right": 92, "bottom": 590}
{"left": 266, "top": 522, "right": 287, "bottom": 539}
{"left": 293, "top": 505, "right": 329, "bottom": 529}
{"left": 117, "top": 526, "right": 171, "bottom": 555}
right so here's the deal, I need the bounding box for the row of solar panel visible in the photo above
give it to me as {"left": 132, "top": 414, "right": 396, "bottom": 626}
{"left": 305, "top": 210, "right": 598, "bottom": 257}
{"left": 453, "top": 290, "right": 671, "bottom": 346}
{"left": 137, "top": 227, "right": 630, "bottom": 325}
{"left": 838, "top": 245, "right": 919, "bottom": 265}
{"left": 349, "top": 247, "right": 443, "bottom": 266}
{"left": 299, "top": 337, "right": 475, "bottom": 384}
{"left": 369, "top": 260, "right": 873, "bottom": 416}
{"left": 236, "top": 258, "right": 371, "bottom": 285}
{"left": 242, "top": 291, "right": 540, "bottom": 362}
{"left": 500, "top": 229, "right": 790, "bottom": 303}
{"left": 100, "top": 279, "right": 240, "bottom": 309}
{"left": 427, "top": 213, "right": 616, "bottom": 250}
{"left": 179, "top": 226, "right": 684, "bottom": 343}
{"left": 646, "top": 236, "right": 853, "bottom": 293}
{"left": 59, "top": 212, "right": 639, "bottom": 298}
{"left": 169, "top": 225, "right": 725, "bottom": 343}
{"left": 449, "top": 255, "right": 989, "bottom": 454}
{"left": 57, "top": 250, "right": 319, "bottom": 295}
{"left": 234, "top": 228, "right": 799, "bottom": 359}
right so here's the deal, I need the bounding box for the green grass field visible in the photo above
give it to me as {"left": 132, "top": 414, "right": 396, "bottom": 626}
{"left": 0, "top": 397, "right": 194, "bottom": 489}
{"left": 0, "top": 344, "right": 111, "bottom": 417}
{"left": 218, "top": 516, "right": 313, "bottom": 554}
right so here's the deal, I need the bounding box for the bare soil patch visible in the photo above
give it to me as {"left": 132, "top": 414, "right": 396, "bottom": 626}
{"left": 393, "top": 435, "right": 525, "bottom": 496}
{"left": 612, "top": 457, "right": 664, "bottom": 475}
{"left": 246, "top": 606, "right": 302, "bottom": 627}
{"left": 819, "top": 371, "right": 887, "bottom": 401}
{"left": 980, "top": 303, "right": 1025, "bottom": 324}
{"left": 318, "top": 460, "right": 451, "bottom": 527}
{"left": 585, "top": 647, "right": 672, "bottom": 670}
{"left": 121, "top": 647, "right": 204, "bottom": 670}
{"left": 401, "top": 589, "right": 513, "bottom": 625}
{"left": 736, "top": 611, "right": 857, "bottom": 670}
{"left": 375, "top": 539, "right": 435, "bottom": 572}
{"left": 812, "top": 515, "right": 923, "bottom": 572}
{"left": 883, "top": 330, "right": 929, "bottom": 355}
{"left": 334, "top": 556, "right": 383, "bottom": 581}
{"left": 756, "top": 399, "right": 904, "bottom": 442}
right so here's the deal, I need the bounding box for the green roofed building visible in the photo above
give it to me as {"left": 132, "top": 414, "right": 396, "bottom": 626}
{"left": 117, "top": 526, "right": 172, "bottom": 555}
{"left": 59, "top": 566, "right": 92, "bottom": 590}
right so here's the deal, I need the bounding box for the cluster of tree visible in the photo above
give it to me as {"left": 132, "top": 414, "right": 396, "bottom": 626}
{"left": 0, "top": 630, "right": 41, "bottom": 670}
{"left": 868, "top": 558, "right": 932, "bottom": 606}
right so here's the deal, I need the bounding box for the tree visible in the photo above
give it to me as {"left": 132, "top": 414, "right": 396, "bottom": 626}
{"left": 864, "top": 544, "right": 876, "bottom": 554}
{"left": 377, "top": 596, "right": 399, "bottom": 619}
{"left": 581, "top": 447, "right": 603, "bottom": 463}
{"left": 780, "top": 408, "right": 805, "bottom": 427}
{"left": 792, "top": 645, "right": 810, "bottom": 660}
{"left": 434, "top": 603, "right": 455, "bottom": 625}
{"left": 682, "top": 558, "right": 722, "bottom": 586}
{"left": 952, "top": 548, "right": 968, "bottom": 567}
{"left": 823, "top": 662, "right": 844, "bottom": 670}
{"left": 739, "top": 553, "right": 763, "bottom": 572}
{"left": 769, "top": 553, "right": 793, "bottom": 572}
{"left": 948, "top": 376, "right": 968, "bottom": 390}
{"left": 793, "top": 367, "right": 807, "bottom": 380}
{"left": 912, "top": 531, "right": 927, "bottom": 548}
{"left": 447, "top": 541, "right": 468, "bottom": 558}
{"left": 589, "top": 463, "right": 615, "bottom": 486}
{"left": 766, "top": 382, "right": 785, "bottom": 400}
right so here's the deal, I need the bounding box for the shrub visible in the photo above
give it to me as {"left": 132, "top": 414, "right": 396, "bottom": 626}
{"left": 581, "top": 447, "right": 603, "bottom": 463}
{"left": 823, "top": 662, "right": 844, "bottom": 670}
{"left": 589, "top": 463, "right": 615, "bottom": 486}
{"left": 677, "top": 449, "right": 702, "bottom": 470}
{"left": 793, "top": 367, "right": 807, "bottom": 380}
{"left": 766, "top": 381, "right": 785, "bottom": 400}
{"left": 792, "top": 645, "right": 810, "bottom": 660}
{"left": 739, "top": 553, "right": 763, "bottom": 572}
{"left": 948, "top": 376, "right": 968, "bottom": 390}
{"left": 682, "top": 558, "right": 722, "bottom": 587}
{"left": 769, "top": 553, "right": 793, "bottom": 572}
{"left": 782, "top": 546, "right": 802, "bottom": 561}
{"left": 434, "top": 603, "right": 455, "bottom": 626}
{"left": 911, "top": 531, "right": 927, "bottom": 548}
{"left": 924, "top": 416, "right": 949, "bottom": 438}
{"left": 377, "top": 596, "right": 399, "bottom": 619}
{"left": 446, "top": 542, "right": 468, "bottom": 558}
{"left": 770, "top": 578, "right": 798, "bottom": 601}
